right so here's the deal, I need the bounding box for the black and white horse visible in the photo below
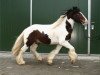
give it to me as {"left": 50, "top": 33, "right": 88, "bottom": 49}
{"left": 12, "top": 7, "right": 88, "bottom": 65}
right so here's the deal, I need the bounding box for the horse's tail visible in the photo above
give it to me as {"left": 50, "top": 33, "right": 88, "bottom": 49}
{"left": 12, "top": 32, "right": 24, "bottom": 56}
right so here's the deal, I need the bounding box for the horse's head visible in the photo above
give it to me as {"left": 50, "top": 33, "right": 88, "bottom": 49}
{"left": 63, "top": 7, "right": 88, "bottom": 25}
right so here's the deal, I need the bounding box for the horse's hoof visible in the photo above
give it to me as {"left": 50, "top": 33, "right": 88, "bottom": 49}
{"left": 47, "top": 62, "right": 53, "bottom": 66}
{"left": 47, "top": 60, "right": 53, "bottom": 66}
{"left": 17, "top": 61, "right": 25, "bottom": 65}
{"left": 16, "top": 58, "right": 25, "bottom": 65}
{"left": 71, "top": 60, "right": 75, "bottom": 64}
{"left": 68, "top": 51, "right": 77, "bottom": 64}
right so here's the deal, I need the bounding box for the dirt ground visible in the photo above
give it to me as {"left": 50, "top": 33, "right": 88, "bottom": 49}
{"left": 0, "top": 52, "right": 100, "bottom": 75}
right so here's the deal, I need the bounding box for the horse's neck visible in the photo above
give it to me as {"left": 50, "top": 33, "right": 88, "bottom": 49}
{"left": 66, "top": 17, "right": 74, "bottom": 28}
{"left": 51, "top": 15, "right": 74, "bottom": 29}
{"left": 51, "top": 15, "right": 65, "bottom": 28}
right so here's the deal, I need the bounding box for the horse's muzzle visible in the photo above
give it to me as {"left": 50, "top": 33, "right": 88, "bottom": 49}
{"left": 83, "top": 20, "right": 88, "bottom": 25}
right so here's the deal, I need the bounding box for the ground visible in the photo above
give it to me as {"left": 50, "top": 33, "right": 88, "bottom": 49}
{"left": 0, "top": 52, "right": 100, "bottom": 75}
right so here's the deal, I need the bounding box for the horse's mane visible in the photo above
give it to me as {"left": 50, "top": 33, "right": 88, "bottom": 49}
{"left": 51, "top": 7, "right": 80, "bottom": 28}
{"left": 67, "top": 7, "right": 80, "bottom": 15}
{"left": 51, "top": 15, "right": 65, "bottom": 28}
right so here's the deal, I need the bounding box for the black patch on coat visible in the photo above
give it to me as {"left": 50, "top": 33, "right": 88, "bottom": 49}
{"left": 26, "top": 30, "right": 51, "bottom": 47}
{"left": 65, "top": 21, "right": 73, "bottom": 40}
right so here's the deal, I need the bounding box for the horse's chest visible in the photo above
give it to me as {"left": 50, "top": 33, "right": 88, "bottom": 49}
{"left": 49, "top": 29, "right": 68, "bottom": 44}
{"left": 65, "top": 21, "right": 73, "bottom": 40}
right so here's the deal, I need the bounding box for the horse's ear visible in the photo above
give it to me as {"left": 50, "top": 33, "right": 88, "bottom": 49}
{"left": 72, "top": 6, "right": 80, "bottom": 12}
{"left": 66, "top": 9, "right": 73, "bottom": 19}
{"left": 73, "top": 7, "right": 78, "bottom": 10}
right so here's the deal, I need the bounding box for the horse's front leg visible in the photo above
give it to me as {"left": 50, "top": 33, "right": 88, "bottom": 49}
{"left": 59, "top": 41, "right": 78, "bottom": 64}
{"left": 47, "top": 45, "right": 62, "bottom": 65}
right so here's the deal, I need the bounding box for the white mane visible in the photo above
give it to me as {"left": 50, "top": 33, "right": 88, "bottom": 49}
{"left": 51, "top": 15, "right": 65, "bottom": 28}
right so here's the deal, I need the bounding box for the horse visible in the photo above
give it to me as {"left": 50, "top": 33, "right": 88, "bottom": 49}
{"left": 12, "top": 7, "right": 88, "bottom": 65}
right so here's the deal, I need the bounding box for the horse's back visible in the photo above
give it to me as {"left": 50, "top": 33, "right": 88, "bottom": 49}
{"left": 23, "top": 24, "right": 51, "bottom": 40}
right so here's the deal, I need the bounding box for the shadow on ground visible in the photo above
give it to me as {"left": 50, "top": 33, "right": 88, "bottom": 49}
{"left": 0, "top": 57, "right": 100, "bottom": 75}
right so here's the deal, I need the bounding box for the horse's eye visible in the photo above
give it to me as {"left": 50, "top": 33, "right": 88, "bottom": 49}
{"left": 77, "top": 14, "right": 80, "bottom": 16}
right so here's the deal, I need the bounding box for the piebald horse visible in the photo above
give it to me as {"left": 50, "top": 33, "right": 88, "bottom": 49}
{"left": 12, "top": 7, "right": 88, "bottom": 65}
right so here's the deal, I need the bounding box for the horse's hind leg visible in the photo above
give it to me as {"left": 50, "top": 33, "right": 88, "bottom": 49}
{"left": 16, "top": 44, "right": 28, "bottom": 65}
{"left": 30, "top": 44, "right": 42, "bottom": 61}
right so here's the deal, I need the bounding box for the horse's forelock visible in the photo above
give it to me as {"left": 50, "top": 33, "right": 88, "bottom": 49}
{"left": 72, "top": 7, "right": 80, "bottom": 13}
{"left": 62, "top": 7, "right": 81, "bottom": 19}
{"left": 63, "top": 7, "right": 80, "bottom": 16}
